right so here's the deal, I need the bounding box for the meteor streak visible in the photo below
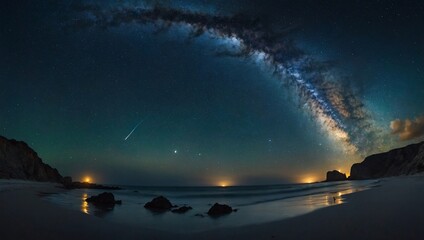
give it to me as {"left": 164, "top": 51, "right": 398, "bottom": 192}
{"left": 124, "top": 120, "right": 143, "bottom": 141}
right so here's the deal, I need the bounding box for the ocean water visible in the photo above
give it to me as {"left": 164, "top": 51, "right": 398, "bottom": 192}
{"left": 44, "top": 180, "right": 379, "bottom": 233}
{"left": 0, "top": 179, "right": 53, "bottom": 192}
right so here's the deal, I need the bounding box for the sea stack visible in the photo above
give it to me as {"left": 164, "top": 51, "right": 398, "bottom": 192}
{"left": 326, "top": 170, "right": 347, "bottom": 182}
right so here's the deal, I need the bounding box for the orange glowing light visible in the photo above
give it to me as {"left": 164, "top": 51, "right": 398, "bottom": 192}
{"left": 83, "top": 177, "right": 91, "bottom": 183}
{"left": 302, "top": 177, "right": 315, "bottom": 184}
{"left": 218, "top": 181, "right": 230, "bottom": 187}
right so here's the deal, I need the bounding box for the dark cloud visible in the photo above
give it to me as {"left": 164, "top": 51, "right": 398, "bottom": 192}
{"left": 391, "top": 116, "right": 424, "bottom": 141}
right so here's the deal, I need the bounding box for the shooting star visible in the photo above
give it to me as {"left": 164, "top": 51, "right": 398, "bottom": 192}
{"left": 124, "top": 120, "right": 144, "bottom": 141}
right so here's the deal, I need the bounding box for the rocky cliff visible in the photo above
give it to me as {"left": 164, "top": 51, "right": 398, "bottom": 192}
{"left": 0, "top": 136, "right": 63, "bottom": 182}
{"left": 350, "top": 141, "right": 424, "bottom": 180}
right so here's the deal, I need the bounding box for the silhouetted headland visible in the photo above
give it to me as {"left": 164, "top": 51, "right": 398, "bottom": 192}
{"left": 325, "top": 141, "right": 424, "bottom": 181}
{"left": 0, "top": 135, "right": 121, "bottom": 190}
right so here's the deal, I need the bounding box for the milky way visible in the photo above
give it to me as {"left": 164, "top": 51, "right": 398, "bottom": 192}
{"left": 70, "top": 4, "right": 379, "bottom": 155}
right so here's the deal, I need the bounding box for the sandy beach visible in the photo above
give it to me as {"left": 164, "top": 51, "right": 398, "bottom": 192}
{"left": 1, "top": 176, "right": 424, "bottom": 240}
{"left": 196, "top": 175, "right": 424, "bottom": 240}
{"left": 0, "top": 180, "right": 175, "bottom": 240}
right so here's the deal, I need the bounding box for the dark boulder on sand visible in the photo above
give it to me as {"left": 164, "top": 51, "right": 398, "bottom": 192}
{"left": 85, "top": 192, "right": 122, "bottom": 206}
{"left": 326, "top": 170, "right": 347, "bottom": 182}
{"left": 207, "top": 203, "right": 233, "bottom": 216}
{"left": 171, "top": 206, "right": 192, "bottom": 213}
{"left": 144, "top": 196, "right": 173, "bottom": 211}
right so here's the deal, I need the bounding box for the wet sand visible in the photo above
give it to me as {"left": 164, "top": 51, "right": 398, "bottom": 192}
{"left": 1, "top": 176, "right": 424, "bottom": 240}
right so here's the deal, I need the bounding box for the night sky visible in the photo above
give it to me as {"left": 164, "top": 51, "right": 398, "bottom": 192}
{"left": 1, "top": 1, "right": 423, "bottom": 185}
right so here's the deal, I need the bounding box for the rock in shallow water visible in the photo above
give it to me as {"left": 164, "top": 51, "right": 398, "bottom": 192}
{"left": 171, "top": 206, "right": 192, "bottom": 213}
{"left": 207, "top": 203, "right": 233, "bottom": 216}
{"left": 144, "top": 196, "right": 173, "bottom": 211}
{"left": 85, "top": 192, "right": 122, "bottom": 206}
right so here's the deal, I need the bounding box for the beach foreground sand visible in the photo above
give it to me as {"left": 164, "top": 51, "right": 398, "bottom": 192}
{"left": 1, "top": 176, "right": 424, "bottom": 240}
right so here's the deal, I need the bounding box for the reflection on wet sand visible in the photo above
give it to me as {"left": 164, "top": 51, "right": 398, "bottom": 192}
{"left": 81, "top": 192, "right": 115, "bottom": 217}
{"left": 325, "top": 192, "right": 343, "bottom": 205}
{"left": 81, "top": 193, "right": 89, "bottom": 214}
{"left": 325, "top": 186, "right": 368, "bottom": 206}
{"left": 302, "top": 185, "right": 372, "bottom": 209}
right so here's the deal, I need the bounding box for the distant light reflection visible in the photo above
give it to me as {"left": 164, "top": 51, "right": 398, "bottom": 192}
{"left": 325, "top": 192, "right": 343, "bottom": 205}
{"left": 325, "top": 188, "right": 358, "bottom": 206}
{"left": 81, "top": 193, "right": 89, "bottom": 214}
